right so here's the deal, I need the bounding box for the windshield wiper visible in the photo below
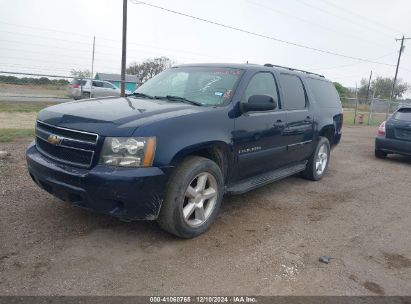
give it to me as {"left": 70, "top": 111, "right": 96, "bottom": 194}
{"left": 131, "top": 92, "right": 154, "bottom": 99}
{"left": 154, "top": 95, "right": 203, "bottom": 106}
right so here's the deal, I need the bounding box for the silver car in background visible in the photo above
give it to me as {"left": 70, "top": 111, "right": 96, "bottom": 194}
{"left": 67, "top": 79, "right": 131, "bottom": 100}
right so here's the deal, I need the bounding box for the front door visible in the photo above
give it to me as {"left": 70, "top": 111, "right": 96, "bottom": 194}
{"left": 233, "top": 71, "right": 288, "bottom": 180}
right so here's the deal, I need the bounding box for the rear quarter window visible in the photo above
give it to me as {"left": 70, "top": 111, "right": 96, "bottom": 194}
{"left": 307, "top": 78, "right": 341, "bottom": 108}
{"left": 278, "top": 73, "right": 306, "bottom": 110}
{"left": 394, "top": 108, "right": 411, "bottom": 121}
{"left": 71, "top": 79, "right": 86, "bottom": 86}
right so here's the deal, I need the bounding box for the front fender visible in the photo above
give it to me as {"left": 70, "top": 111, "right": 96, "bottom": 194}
{"left": 132, "top": 107, "right": 234, "bottom": 167}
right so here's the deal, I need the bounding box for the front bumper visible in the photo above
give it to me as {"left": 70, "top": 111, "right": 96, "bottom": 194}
{"left": 375, "top": 136, "right": 411, "bottom": 156}
{"left": 26, "top": 141, "right": 169, "bottom": 220}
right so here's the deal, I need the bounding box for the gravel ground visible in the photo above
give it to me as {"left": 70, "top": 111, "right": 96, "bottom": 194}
{"left": 0, "top": 126, "right": 410, "bottom": 296}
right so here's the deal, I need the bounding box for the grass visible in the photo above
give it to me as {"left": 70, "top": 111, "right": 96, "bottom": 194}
{"left": 0, "top": 83, "right": 67, "bottom": 98}
{"left": 0, "top": 101, "right": 57, "bottom": 113}
{"left": 0, "top": 128, "right": 35, "bottom": 142}
{"left": 0, "top": 101, "right": 56, "bottom": 142}
{"left": 344, "top": 110, "right": 387, "bottom": 126}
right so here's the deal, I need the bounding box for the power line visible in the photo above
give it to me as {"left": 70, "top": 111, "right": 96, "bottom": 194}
{"left": 0, "top": 21, "right": 239, "bottom": 62}
{"left": 0, "top": 20, "right": 94, "bottom": 39}
{"left": 312, "top": 52, "right": 397, "bottom": 71}
{"left": 0, "top": 55, "right": 121, "bottom": 71}
{"left": 291, "top": 0, "right": 395, "bottom": 40}
{"left": 0, "top": 63, "right": 74, "bottom": 73}
{"left": 247, "top": 0, "right": 390, "bottom": 49}
{"left": 316, "top": 0, "right": 402, "bottom": 35}
{"left": 0, "top": 70, "right": 74, "bottom": 79}
{"left": 0, "top": 30, "right": 239, "bottom": 65}
{"left": 130, "top": 0, "right": 396, "bottom": 66}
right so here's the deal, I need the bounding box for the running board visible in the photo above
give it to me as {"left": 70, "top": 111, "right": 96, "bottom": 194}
{"left": 226, "top": 162, "right": 307, "bottom": 195}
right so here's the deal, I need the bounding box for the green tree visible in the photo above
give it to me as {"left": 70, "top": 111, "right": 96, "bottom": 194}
{"left": 357, "top": 77, "right": 409, "bottom": 100}
{"left": 333, "top": 82, "right": 349, "bottom": 100}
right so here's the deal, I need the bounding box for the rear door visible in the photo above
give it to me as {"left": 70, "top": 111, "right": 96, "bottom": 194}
{"left": 92, "top": 81, "right": 105, "bottom": 97}
{"left": 386, "top": 108, "right": 411, "bottom": 141}
{"left": 278, "top": 73, "right": 314, "bottom": 162}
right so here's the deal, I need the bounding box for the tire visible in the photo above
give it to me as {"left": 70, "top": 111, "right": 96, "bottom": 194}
{"left": 82, "top": 92, "right": 90, "bottom": 99}
{"left": 375, "top": 149, "right": 387, "bottom": 159}
{"left": 158, "top": 156, "right": 224, "bottom": 238}
{"left": 302, "top": 136, "right": 331, "bottom": 181}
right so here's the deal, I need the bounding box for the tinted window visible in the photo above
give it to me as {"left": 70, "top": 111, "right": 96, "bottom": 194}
{"left": 72, "top": 79, "right": 86, "bottom": 86}
{"left": 307, "top": 78, "right": 341, "bottom": 108}
{"left": 92, "top": 81, "right": 103, "bottom": 88}
{"left": 103, "top": 82, "right": 116, "bottom": 89}
{"left": 279, "top": 74, "right": 306, "bottom": 110}
{"left": 244, "top": 72, "right": 279, "bottom": 105}
{"left": 394, "top": 108, "right": 411, "bottom": 121}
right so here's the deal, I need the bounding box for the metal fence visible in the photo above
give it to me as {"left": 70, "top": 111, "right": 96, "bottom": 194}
{"left": 342, "top": 98, "right": 411, "bottom": 126}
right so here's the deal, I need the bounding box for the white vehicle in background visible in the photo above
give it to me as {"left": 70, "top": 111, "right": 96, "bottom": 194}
{"left": 67, "top": 79, "right": 131, "bottom": 100}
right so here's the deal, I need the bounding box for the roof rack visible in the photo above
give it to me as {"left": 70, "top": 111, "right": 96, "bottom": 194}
{"left": 264, "top": 63, "right": 324, "bottom": 78}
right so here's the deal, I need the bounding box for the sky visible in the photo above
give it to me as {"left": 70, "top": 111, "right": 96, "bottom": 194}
{"left": 0, "top": 0, "right": 411, "bottom": 96}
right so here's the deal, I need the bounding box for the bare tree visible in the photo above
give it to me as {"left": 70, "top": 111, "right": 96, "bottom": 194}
{"left": 127, "top": 57, "right": 173, "bottom": 83}
{"left": 70, "top": 69, "right": 92, "bottom": 79}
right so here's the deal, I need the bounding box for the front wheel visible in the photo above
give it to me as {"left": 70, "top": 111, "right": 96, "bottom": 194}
{"left": 302, "top": 137, "right": 330, "bottom": 181}
{"left": 158, "top": 156, "right": 224, "bottom": 238}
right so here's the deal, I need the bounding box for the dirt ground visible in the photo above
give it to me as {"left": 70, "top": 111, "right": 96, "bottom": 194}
{"left": 0, "top": 126, "right": 410, "bottom": 296}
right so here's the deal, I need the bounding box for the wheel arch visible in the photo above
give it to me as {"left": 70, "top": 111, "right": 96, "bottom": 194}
{"left": 319, "top": 125, "right": 336, "bottom": 146}
{"left": 170, "top": 141, "right": 233, "bottom": 182}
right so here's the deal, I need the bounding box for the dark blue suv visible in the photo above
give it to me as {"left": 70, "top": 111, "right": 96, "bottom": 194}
{"left": 26, "top": 63, "right": 343, "bottom": 238}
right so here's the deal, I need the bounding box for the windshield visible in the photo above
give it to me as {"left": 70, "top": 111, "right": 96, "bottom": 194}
{"left": 134, "top": 67, "right": 243, "bottom": 106}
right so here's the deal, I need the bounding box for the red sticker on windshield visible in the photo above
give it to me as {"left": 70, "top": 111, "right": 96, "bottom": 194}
{"left": 212, "top": 70, "right": 242, "bottom": 75}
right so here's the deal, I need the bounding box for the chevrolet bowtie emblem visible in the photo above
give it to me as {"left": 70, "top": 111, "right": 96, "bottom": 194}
{"left": 47, "top": 134, "right": 62, "bottom": 145}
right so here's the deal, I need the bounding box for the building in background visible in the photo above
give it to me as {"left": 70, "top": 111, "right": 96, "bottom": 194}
{"left": 94, "top": 73, "right": 139, "bottom": 92}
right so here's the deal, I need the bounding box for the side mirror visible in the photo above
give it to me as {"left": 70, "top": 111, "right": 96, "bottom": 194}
{"left": 242, "top": 95, "right": 277, "bottom": 113}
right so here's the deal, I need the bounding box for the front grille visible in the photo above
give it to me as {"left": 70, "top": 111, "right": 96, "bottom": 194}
{"left": 35, "top": 121, "right": 98, "bottom": 168}
{"left": 395, "top": 128, "right": 411, "bottom": 141}
{"left": 36, "top": 121, "right": 98, "bottom": 143}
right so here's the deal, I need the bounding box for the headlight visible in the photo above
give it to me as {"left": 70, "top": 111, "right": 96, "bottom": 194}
{"left": 99, "top": 137, "right": 156, "bottom": 167}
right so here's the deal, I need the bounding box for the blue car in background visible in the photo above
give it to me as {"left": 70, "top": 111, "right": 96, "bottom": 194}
{"left": 375, "top": 106, "right": 411, "bottom": 158}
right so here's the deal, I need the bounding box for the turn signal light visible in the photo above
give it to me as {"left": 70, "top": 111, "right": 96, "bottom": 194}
{"left": 378, "top": 121, "right": 386, "bottom": 136}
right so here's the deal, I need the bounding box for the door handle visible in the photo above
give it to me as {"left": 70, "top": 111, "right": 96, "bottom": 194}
{"left": 273, "top": 120, "right": 286, "bottom": 127}
{"left": 304, "top": 116, "right": 312, "bottom": 123}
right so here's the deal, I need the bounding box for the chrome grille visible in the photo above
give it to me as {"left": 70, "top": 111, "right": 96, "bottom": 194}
{"left": 35, "top": 121, "right": 98, "bottom": 168}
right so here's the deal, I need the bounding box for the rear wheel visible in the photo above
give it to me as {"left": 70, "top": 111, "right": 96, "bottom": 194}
{"left": 82, "top": 92, "right": 90, "bottom": 99}
{"left": 302, "top": 137, "right": 330, "bottom": 181}
{"left": 375, "top": 149, "right": 387, "bottom": 159}
{"left": 158, "top": 156, "right": 224, "bottom": 238}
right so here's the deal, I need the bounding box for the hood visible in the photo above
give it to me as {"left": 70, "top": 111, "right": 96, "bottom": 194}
{"left": 37, "top": 97, "right": 205, "bottom": 136}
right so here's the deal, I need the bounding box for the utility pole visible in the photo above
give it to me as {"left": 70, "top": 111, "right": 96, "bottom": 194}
{"left": 354, "top": 82, "right": 359, "bottom": 125}
{"left": 90, "top": 36, "right": 95, "bottom": 98}
{"left": 366, "top": 70, "right": 372, "bottom": 102}
{"left": 390, "top": 35, "right": 411, "bottom": 100}
{"left": 120, "top": 0, "right": 128, "bottom": 97}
